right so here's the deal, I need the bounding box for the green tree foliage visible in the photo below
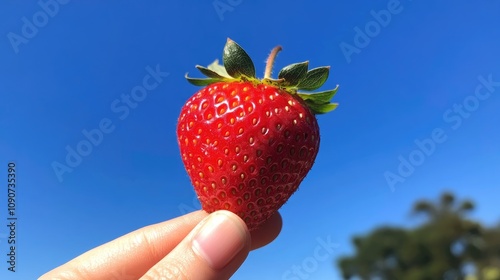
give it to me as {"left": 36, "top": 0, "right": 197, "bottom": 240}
{"left": 337, "top": 193, "right": 500, "bottom": 280}
{"left": 473, "top": 225, "right": 500, "bottom": 279}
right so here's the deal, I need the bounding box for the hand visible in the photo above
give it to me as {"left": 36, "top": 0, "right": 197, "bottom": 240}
{"left": 39, "top": 210, "right": 282, "bottom": 280}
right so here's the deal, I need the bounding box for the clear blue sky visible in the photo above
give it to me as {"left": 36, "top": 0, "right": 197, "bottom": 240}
{"left": 1, "top": 1, "right": 500, "bottom": 279}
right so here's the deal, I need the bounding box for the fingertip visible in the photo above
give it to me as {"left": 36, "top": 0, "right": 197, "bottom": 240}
{"left": 250, "top": 212, "right": 283, "bottom": 250}
{"left": 140, "top": 210, "right": 252, "bottom": 279}
{"left": 192, "top": 210, "right": 251, "bottom": 270}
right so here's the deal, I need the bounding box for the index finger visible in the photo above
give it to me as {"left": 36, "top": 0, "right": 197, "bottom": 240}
{"left": 39, "top": 210, "right": 208, "bottom": 280}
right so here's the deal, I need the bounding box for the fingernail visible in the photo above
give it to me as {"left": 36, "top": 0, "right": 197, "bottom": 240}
{"left": 192, "top": 211, "right": 247, "bottom": 270}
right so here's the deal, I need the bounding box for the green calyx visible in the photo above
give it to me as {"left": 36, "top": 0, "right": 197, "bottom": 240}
{"left": 185, "top": 38, "right": 339, "bottom": 114}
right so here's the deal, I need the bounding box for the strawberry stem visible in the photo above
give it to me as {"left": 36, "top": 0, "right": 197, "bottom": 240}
{"left": 264, "top": 46, "right": 283, "bottom": 79}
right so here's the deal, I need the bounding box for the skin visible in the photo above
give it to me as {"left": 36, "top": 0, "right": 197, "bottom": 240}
{"left": 39, "top": 210, "right": 282, "bottom": 280}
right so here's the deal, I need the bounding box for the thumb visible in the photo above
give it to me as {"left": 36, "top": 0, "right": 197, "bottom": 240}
{"left": 140, "top": 210, "right": 251, "bottom": 280}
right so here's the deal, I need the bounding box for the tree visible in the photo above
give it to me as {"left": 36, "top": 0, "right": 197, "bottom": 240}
{"left": 473, "top": 225, "right": 500, "bottom": 280}
{"left": 337, "top": 193, "right": 498, "bottom": 280}
{"left": 338, "top": 227, "right": 409, "bottom": 280}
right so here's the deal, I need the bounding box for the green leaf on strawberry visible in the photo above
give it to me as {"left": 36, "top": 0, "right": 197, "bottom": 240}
{"left": 223, "top": 38, "right": 256, "bottom": 79}
{"left": 297, "top": 66, "right": 330, "bottom": 91}
{"left": 278, "top": 61, "right": 309, "bottom": 86}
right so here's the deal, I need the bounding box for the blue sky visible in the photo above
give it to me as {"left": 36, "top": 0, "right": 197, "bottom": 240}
{"left": 1, "top": 1, "right": 500, "bottom": 279}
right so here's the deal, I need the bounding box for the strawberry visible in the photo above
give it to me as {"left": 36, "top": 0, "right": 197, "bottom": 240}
{"left": 177, "top": 39, "right": 339, "bottom": 230}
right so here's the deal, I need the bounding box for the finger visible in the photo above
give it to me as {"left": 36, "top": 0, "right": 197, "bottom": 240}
{"left": 141, "top": 210, "right": 251, "bottom": 280}
{"left": 39, "top": 210, "right": 209, "bottom": 280}
{"left": 250, "top": 211, "right": 283, "bottom": 250}
{"left": 39, "top": 210, "right": 282, "bottom": 280}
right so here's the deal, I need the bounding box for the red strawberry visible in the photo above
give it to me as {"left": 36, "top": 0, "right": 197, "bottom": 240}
{"left": 177, "top": 39, "right": 339, "bottom": 230}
